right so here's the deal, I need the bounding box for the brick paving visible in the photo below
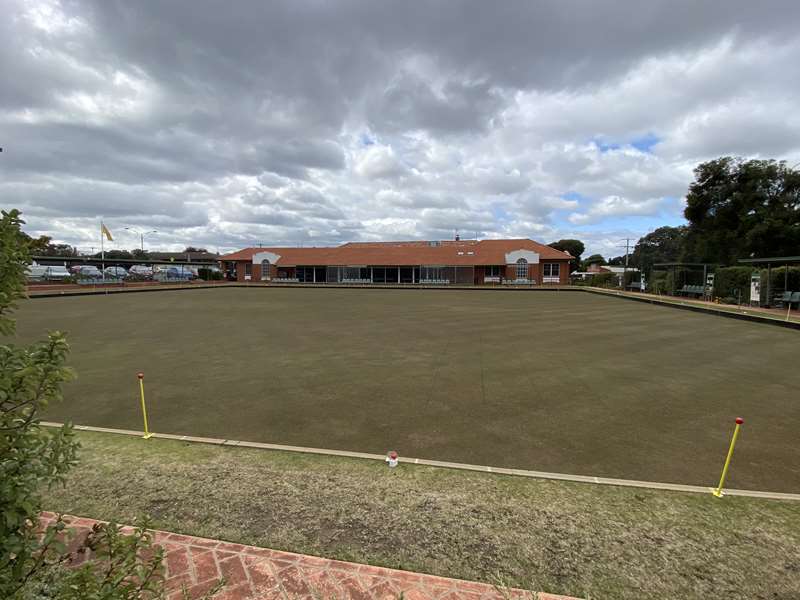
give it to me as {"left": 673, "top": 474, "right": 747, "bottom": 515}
{"left": 40, "top": 512, "right": 579, "bottom": 600}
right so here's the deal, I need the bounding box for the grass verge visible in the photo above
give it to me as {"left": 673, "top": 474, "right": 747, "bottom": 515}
{"left": 43, "top": 431, "right": 800, "bottom": 600}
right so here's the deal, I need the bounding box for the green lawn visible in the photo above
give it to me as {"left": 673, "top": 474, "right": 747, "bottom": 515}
{"left": 43, "top": 431, "right": 800, "bottom": 600}
{"left": 14, "top": 287, "right": 800, "bottom": 492}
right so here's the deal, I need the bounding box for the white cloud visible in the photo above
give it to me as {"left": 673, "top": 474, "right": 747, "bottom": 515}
{"left": 353, "top": 145, "right": 409, "bottom": 179}
{"left": 568, "top": 196, "right": 667, "bottom": 225}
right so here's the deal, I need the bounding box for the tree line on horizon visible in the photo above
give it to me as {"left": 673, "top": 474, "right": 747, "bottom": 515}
{"left": 549, "top": 156, "right": 800, "bottom": 275}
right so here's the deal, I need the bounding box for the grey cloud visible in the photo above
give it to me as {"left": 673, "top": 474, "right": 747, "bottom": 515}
{"left": 4, "top": 0, "right": 800, "bottom": 251}
{"left": 368, "top": 76, "right": 506, "bottom": 135}
{"left": 1, "top": 177, "right": 203, "bottom": 222}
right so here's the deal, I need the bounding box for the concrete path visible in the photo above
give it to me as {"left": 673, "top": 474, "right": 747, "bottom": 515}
{"left": 41, "top": 512, "right": 577, "bottom": 600}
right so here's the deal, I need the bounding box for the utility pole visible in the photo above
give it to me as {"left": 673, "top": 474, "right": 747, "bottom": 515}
{"left": 617, "top": 238, "right": 633, "bottom": 289}
{"left": 125, "top": 227, "right": 157, "bottom": 253}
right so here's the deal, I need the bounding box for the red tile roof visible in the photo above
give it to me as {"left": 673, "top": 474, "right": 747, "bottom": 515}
{"left": 219, "top": 239, "right": 572, "bottom": 266}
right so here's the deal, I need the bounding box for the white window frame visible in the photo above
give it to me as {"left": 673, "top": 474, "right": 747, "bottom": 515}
{"left": 543, "top": 262, "right": 560, "bottom": 283}
{"left": 516, "top": 258, "right": 528, "bottom": 279}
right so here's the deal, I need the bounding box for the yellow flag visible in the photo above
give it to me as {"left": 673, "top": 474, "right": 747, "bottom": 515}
{"left": 101, "top": 223, "right": 113, "bottom": 241}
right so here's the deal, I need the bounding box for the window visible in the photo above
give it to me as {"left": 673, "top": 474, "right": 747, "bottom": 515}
{"left": 260, "top": 259, "right": 270, "bottom": 280}
{"left": 485, "top": 265, "right": 501, "bottom": 277}
{"left": 543, "top": 263, "right": 560, "bottom": 277}
{"left": 245, "top": 263, "right": 252, "bottom": 278}
{"left": 421, "top": 266, "right": 444, "bottom": 281}
{"left": 343, "top": 266, "right": 370, "bottom": 281}
{"left": 516, "top": 258, "right": 528, "bottom": 279}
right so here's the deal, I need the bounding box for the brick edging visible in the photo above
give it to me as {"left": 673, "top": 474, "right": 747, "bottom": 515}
{"left": 40, "top": 511, "right": 581, "bottom": 600}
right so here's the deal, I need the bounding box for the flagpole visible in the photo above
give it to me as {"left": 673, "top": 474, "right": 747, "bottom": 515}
{"left": 101, "top": 220, "right": 105, "bottom": 282}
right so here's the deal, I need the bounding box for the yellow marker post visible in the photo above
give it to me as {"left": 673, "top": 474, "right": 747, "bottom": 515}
{"left": 712, "top": 417, "right": 744, "bottom": 497}
{"left": 137, "top": 372, "right": 153, "bottom": 439}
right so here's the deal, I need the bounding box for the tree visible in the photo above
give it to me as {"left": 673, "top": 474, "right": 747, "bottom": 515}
{"left": 41, "top": 243, "right": 78, "bottom": 258}
{"left": 183, "top": 247, "right": 208, "bottom": 254}
{"left": 22, "top": 233, "right": 52, "bottom": 255}
{"left": 607, "top": 255, "right": 626, "bottom": 266}
{"left": 92, "top": 250, "right": 133, "bottom": 260}
{"left": 582, "top": 254, "right": 606, "bottom": 269}
{"left": 548, "top": 239, "right": 584, "bottom": 273}
{"left": 632, "top": 225, "right": 687, "bottom": 275}
{"left": 683, "top": 157, "right": 800, "bottom": 264}
{"left": 1, "top": 210, "right": 194, "bottom": 599}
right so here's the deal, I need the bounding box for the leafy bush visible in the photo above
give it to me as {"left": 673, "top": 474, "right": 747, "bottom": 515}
{"left": 1, "top": 209, "right": 210, "bottom": 600}
{"left": 647, "top": 270, "right": 668, "bottom": 294}
{"left": 18, "top": 521, "right": 167, "bottom": 600}
{"left": 713, "top": 266, "right": 753, "bottom": 303}
{"left": 197, "top": 268, "right": 223, "bottom": 281}
{"left": 590, "top": 272, "right": 618, "bottom": 288}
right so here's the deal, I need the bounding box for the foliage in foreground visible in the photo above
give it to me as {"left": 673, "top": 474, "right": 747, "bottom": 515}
{"left": 0, "top": 209, "right": 190, "bottom": 599}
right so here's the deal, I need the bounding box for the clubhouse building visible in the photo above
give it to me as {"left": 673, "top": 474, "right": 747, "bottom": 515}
{"left": 219, "top": 238, "right": 572, "bottom": 285}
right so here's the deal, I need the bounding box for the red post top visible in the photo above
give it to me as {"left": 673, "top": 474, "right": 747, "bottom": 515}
{"left": 388, "top": 450, "right": 398, "bottom": 459}
{"left": 735, "top": 417, "right": 744, "bottom": 425}
{"left": 137, "top": 372, "right": 144, "bottom": 379}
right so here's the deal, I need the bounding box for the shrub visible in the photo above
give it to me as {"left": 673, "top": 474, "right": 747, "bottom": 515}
{"left": 197, "top": 268, "right": 223, "bottom": 281}
{"left": 1, "top": 210, "right": 217, "bottom": 600}
{"left": 590, "top": 272, "right": 618, "bottom": 288}
{"left": 647, "top": 270, "right": 668, "bottom": 294}
{"left": 713, "top": 266, "right": 753, "bottom": 303}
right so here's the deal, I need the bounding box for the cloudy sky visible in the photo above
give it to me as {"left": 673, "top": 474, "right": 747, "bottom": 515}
{"left": 3, "top": 1, "right": 800, "bottom": 257}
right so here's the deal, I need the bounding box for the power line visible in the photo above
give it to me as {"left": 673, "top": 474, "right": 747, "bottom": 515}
{"left": 617, "top": 238, "right": 633, "bottom": 288}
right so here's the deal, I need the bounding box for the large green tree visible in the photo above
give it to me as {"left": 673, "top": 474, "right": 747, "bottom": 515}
{"left": 19, "top": 232, "right": 78, "bottom": 257}
{"left": 631, "top": 225, "right": 688, "bottom": 275}
{"left": 582, "top": 254, "right": 606, "bottom": 270}
{"left": 683, "top": 157, "right": 800, "bottom": 264}
{"left": 548, "top": 239, "right": 585, "bottom": 273}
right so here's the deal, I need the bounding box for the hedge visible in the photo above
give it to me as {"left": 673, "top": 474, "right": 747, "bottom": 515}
{"left": 198, "top": 268, "right": 223, "bottom": 281}
{"left": 590, "top": 272, "right": 619, "bottom": 288}
{"left": 713, "top": 266, "right": 753, "bottom": 303}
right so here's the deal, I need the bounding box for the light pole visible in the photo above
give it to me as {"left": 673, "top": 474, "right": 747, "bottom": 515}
{"left": 124, "top": 228, "right": 157, "bottom": 252}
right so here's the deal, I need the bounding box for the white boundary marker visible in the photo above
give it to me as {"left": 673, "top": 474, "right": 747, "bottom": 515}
{"left": 42, "top": 422, "right": 800, "bottom": 502}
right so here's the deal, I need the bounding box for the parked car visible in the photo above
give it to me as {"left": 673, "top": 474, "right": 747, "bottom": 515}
{"left": 69, "top": 264, "right": 101, "bottom": 275}
{"left": 74, "top": 265, "right": 103, "bottom": 279}
{"left": 43, "top": 265, "right": 71, "bottom": 281}
{"left": 128, "top": 264, "right": 154, "bottom": 279}
{"left": 103, "top": 266, "right": 129, "bottom": 279}
{"left": 154, "top": 266, "right": 194, "bottom": 281}
{"left": 170, "top": 266, "right": 195, "bottom": 280}
{"left": 26, "top": 264, "right": 50, "bottom": 281}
